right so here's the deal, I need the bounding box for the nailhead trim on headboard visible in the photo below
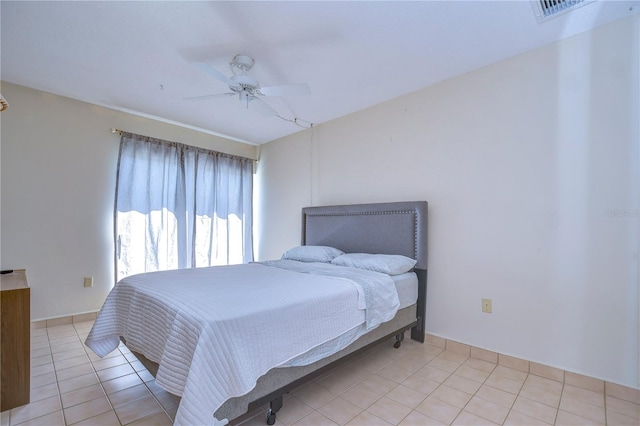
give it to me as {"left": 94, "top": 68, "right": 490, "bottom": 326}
{"left": 303, "top": 209, "right": 420, "bottom": 261}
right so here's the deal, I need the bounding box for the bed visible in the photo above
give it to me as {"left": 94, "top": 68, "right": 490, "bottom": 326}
{"left": 85, "top": 201, "right": 428, "bottom": 425}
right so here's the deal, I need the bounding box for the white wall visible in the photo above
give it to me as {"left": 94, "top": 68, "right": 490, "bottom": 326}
{"left": 256, "top": 16, "right": 639, "bottom": 388}
{"left": 0, "top": 82, "right": 257, "bottom": 320}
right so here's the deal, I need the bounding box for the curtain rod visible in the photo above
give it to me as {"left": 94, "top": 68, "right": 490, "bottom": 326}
{"left": 109, "top": 128, "right": 256, "bottom": 163}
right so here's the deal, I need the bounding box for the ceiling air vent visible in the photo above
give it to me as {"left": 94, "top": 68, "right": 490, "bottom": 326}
{"left": 532, "top": 0, "right": 591, "bottom": 22}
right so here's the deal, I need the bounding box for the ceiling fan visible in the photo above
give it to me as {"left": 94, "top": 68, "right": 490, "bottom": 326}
{"left": 187, "top": 54, "right": 311, "bottom": 117}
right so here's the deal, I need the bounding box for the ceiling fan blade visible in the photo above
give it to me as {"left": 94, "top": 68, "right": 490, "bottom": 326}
{"left": 259, "top": 83, "right": 311, "bottom": 97}
{"left": 192, "top": 62, "right": 238, "bottom": 88}
{"left": 183, "top": 93, "right": 236, "bottom": 101}
{"left": 251, "top": 97, "right": 278, "bottom": 117}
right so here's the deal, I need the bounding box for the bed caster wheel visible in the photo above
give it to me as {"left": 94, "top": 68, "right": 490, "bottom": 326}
{"left": 394, "top": 332, "right": 404, "bottom": 348}
{"left": 266, "top": 409, "right": 276, "bottom": 425}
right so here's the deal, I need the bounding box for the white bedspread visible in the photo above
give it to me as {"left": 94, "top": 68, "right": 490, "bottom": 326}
{"left": 85, "top": 261, "right": 399, "bottom": 425}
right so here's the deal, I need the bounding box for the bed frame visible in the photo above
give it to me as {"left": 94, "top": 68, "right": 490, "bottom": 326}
{"left": 130, "top": 201, "right": 428, "bottom": 425}
{"left": 301, "top": 201, "right": 428, "bottom": 342}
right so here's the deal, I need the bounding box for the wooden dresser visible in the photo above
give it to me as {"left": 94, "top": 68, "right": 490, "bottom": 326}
{"left": 1, "top": 270, "right": 30, "bottom": 411}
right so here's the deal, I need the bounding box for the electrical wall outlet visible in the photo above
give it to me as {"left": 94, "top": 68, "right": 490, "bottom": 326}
{"left": 84, "top": 277, "right": 93, "bottom": 288}
{"left": 482, "top": 298, "right": 492, "bottom": 313}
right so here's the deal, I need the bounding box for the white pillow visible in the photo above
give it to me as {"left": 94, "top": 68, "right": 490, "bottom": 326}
{"left": 281, "top": 245, "right": 344, "bottom": 263}
{"left": 331, "top": 253, "right": 417, "bottom": 275}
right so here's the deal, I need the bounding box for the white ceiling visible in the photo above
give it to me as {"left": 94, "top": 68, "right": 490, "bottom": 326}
{"left": 1, "top": 1, "right": 638, "bottom": 145}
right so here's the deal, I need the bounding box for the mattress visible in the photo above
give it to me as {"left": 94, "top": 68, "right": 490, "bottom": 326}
{"left": 393, "top": 271, "right": 418, "bottom": 309}
{"left": 85, "top": 261, "right": 401, "bottom": 425}
{"left": 270, "top": 270, "right": 417, "bottom": 368}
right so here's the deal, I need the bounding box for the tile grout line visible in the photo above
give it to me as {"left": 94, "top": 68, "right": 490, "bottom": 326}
{"left": 294, "top": 341, "right": 435, "bottom": 426}
{"left": 388, "top": 344, "right": 444, "bottom": 425}
{"left": 505, "top": 369, "right": 531, "bottom": 426}
{"left": 334, "top": 342, "right": 410, "bottom": 425}
{"left": 449, "top": 354, "right": 499, "bottom": 425}
{"left": 41, "top": 323, "right": 117, "bottom": 426}
{"left": 50, "top": 324, "right": 110, "bottom": 426}
{"left": 405, "top": 346, "right": 463, "bottom": 425}
{"left": 75, "top": 323, "right": 120, "bottom": 426}
{"left": 47, "top": 326, "right": 69, "bottom": 426}
{"left": 105, "top": 340, "right": 178, "bottom": 424}
{"left": 385, "top": 346, "right": 444, "bottom": 426}
{"left": 552, "top": 378, "right": 566, "bottom": 426}
{"left": 430, "top": 352, "right": 469, "bottom": 424}
{"left": 604, "top": 385, "right": 609, "bottom": 425}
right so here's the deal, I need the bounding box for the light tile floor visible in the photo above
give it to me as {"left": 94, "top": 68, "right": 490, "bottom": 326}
{"left": 1, "top": 321, "right": 639, "bottom": 426}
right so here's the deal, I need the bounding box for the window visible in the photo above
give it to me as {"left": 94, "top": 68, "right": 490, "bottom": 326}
{"left": 114, "top": 132, "right": 253, "bottom": 281}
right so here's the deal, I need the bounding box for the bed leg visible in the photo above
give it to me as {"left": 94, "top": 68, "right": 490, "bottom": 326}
{"left": 266, "top": 395, "right": 283, "bottom": 425}
{"left": 394, "top": 332, "right": 405, "bottom": 348}
{"left": 411, "top": 269, "right": 427, "bottom": 343}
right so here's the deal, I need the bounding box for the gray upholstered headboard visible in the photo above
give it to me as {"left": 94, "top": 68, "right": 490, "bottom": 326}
{"left": 301, "top": 201, "right": 428, "bottom": 270}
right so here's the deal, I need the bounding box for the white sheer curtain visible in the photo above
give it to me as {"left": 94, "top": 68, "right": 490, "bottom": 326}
{"left": 114, "top": 132, "right": 253, "bottom": 281}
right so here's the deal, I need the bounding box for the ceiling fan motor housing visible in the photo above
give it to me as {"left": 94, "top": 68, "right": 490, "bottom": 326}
{"left": 230, "top": 74, "right": 259, "bottom": 99}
